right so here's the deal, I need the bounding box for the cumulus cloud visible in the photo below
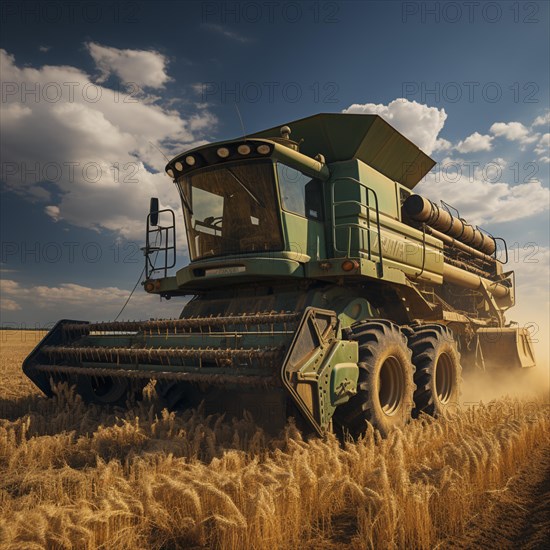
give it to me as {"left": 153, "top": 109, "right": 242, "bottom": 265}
{"left": 0, "top": 278, "right": 184, "bottom": 322}
{"left": 86, "top": 42, "right": 171, "bottom": 89}
{"left": 532, "top": 111, "right": 550, "bottom": 128}
{"left": 416, "top": 156, "right": 549, "bottom": 224}
{"left": 342, "top": 99, "right": 447, "bottom": 155}
{"left": 44, "top": 205, "right": 61, "bottom": 221}
{"left": 187, "top": 112, "right": 219, "bottom": 132}
{"left": 534, "top": 133, "right": 549, "bottom": 160}
{"left": 1, "top": 103, "right": 32, "bottom": 123}
{"left": 455, "top": 132, "right": 493, "bottom": 153}
{"left": 489, "top": 121, "right": 539, "bottom": 144}
{"left": 0, "top": 280, "right": 22, "bottom": 313}
{"left": 0, "top": 298, "right": 21, "bottom": 312}
{"left": 433, "top": 138, "right": 452, "bottom": 152}
{"left": 0, "top": 48, "right": 216, "bottom": 239}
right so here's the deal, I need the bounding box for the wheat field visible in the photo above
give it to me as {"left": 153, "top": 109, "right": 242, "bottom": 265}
{"left": 0, "top": 330, "right": 548, "bottom": 549}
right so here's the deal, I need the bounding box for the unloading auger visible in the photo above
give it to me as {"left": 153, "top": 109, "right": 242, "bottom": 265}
{"left": 23, "top": 113, "right": 536, "bottom": 437}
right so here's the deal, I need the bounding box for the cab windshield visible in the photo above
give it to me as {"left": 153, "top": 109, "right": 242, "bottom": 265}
{"left": 178, "top": 160, "right": 283, "bottom": 260}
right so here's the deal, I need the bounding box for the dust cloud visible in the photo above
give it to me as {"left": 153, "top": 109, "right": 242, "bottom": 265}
{"left": 461, "top": 324, "right": 549, "bottom": 406}
{"left": 461, "top": 359, "right": 550, "bottom": 405}
{"left": 460, "top": 298, "right": 550, "bottom": 406}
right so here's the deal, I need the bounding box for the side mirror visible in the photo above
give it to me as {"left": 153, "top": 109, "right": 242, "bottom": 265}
{"left": 149, "top": 197, "right": 159, "bottom": 226}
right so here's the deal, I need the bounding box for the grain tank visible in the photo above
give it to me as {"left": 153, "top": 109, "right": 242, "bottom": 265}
{"left": 23, "top": 113, "right": 536, "bottom": 436}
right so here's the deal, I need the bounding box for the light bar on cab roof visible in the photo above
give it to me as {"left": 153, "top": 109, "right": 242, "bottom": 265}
{"left": 164, "top": 140, "right": 274, "bottom": 179}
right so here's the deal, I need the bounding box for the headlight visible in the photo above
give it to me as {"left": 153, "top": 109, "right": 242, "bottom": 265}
{"left": 217, "top": 147, "right": 230, "bottom": 158}
{"left": 185, "top": 155, "right": 196, "bottom": 166}
{"left": 238, "top": 144, "right": 251, "bottom": 155}
{"left": 175, "top": 161, "right": 183, "bottom": 171}
{"left": 257, "top": 144, "right": 270, "bottom": 155}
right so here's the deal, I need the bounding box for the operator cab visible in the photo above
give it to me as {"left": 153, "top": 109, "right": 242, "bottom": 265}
{"left": 165, "top": 125, "right": 328, "bottom": 268}
{"left": 180, "top": 160, "right": 283, "bottom": 260}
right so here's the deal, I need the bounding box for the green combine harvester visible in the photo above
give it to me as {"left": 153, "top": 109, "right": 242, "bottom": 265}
{"left": 23, "top": 113, "right": 536, "bottom": 436}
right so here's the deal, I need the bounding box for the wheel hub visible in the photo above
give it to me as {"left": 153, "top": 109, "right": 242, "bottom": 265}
{"left": 378, "top": 356, "right": 404, "bottom": 416}
{"left": 435, "top": 353, "right": 454, "bottom": 404}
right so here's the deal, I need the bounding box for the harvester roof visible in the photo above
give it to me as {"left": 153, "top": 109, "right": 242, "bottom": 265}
{"left": 250, "top": 113, "right": 436, "bottom": 189}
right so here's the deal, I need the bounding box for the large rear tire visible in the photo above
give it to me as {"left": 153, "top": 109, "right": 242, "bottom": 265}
{"left": 334, "top": 320, "right": 415, "bottom": 438}
{"left": 408, "top": 324, "right": 462, "bottom": 418}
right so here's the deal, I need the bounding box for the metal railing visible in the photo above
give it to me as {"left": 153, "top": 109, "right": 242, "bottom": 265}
{"left": 442, "top": 199, "right": 508, "bottom": 265}
{"left": 330, "top": 177, "right": 384, "bottom": 277}
{"left": 144, "top": 208, "right": 176, "bottom": 279}
{"left": 493, "top": 237, "right": 509, "bottom": 264}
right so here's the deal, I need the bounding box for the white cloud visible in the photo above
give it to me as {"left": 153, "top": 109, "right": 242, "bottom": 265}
{"left": 416, "top": 156, "right": 549, "bottom": 224}
{"left": 0, "top": 298, "right": 21, "bottom": 312}
{"left": 86, "top": 42, "right": 170, "bottom": 89}
{"left": 0, "top": 103, "right": 32, "bottom": 123}
{"left": 38, "top": 45, "right": 50, "bottom": 53}
{"left": 455, "top": 132, "right": 493, "bottom": 153}
{"left": 433, "top": 138, "right": 452, "bottom": 152}
{"left": 489, "top": 121, "right": 539, "bottom": 144}
{"left": 0, "top": 48, "right": 216, "bottom": 239}
{"left": 342, "top": 99, "right": 447, "bottom": 155}
{"left": 188, "top": 111, "right": 218, "bottom": 131}
{"left": 44, "top": 205, "right": 61, "bottom": 221}
{"left": 0, "top": 278, "right": 184, "bottom": 321}
{"left": 534, "top": 133, "right": 549, "bottom": 158}
{"left": 0, "top": 280, "right": 22, "bottom": 312}
{"left": 0, "top": 279, "right": 20, "bottom": 294}
{"left": 532, "top": 111, "right": 550, "bottom": 128}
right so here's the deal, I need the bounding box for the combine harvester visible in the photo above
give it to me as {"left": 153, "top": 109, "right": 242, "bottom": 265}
{"left": 23, "top": 114, "right": 536, "bottom": 436}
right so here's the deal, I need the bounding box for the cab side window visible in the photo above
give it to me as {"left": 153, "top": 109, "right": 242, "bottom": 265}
{"left": 277, "top": 164, "right": 324, "bottom": 220}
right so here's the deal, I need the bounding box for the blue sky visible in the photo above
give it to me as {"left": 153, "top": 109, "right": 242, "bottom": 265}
{"left": 1, "top": 0, "right": 549, "bottom": 333}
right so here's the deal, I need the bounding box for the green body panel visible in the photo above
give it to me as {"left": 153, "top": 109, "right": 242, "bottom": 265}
{"left": 176, "top": 256, "right": 305, "bottom": 289}
{"left": 300, "top": 341, "right": 359, "bottom": 432}
{"left": 282, "top": 211, "right": 326, "bottom": 260}
{"left": 280, "top": 308, "right": 358, "bottom": 434}
{"left": 331, "top": 362, "right": 360, "bottom": 406}
{"left": 328, "top": 160, "right": 444, "bottom": 285}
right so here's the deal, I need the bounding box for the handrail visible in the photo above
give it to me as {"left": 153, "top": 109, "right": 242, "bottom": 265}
{"left": 440, "top": 199, "right": 461, "bottom": 219}
{"left": 414, "top": 223, "right": 427, "bottom": 279}
{"left": 145, "top": 208, "right": 176, "bottom": 279}
{"left": 493, "top": 237, "right": 508, "bottom": 264}
{"left": 330, "top": 177, "right": 384, "bottom": 277}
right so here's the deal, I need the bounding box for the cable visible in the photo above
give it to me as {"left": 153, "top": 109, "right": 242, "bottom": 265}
{"left": 113, "top": 265, "right": 145, "bottom": 321}
{"left": 114, "top": 231, "right": 162, "bottom": 321}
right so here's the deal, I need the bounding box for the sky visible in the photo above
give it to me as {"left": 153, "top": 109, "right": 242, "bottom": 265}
{"left": 0, "top": 0, "right": 549, "bottom": 347}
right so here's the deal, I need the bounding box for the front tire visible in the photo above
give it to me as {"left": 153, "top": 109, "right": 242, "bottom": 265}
{"left": 334, "top": 320, "right": 415, "bottom": 438}
{"left": 76, "top": 375, "right": 144, "bottom": 406}
{"left": 408, "top": 324, "right": 462, "bottom": 418}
